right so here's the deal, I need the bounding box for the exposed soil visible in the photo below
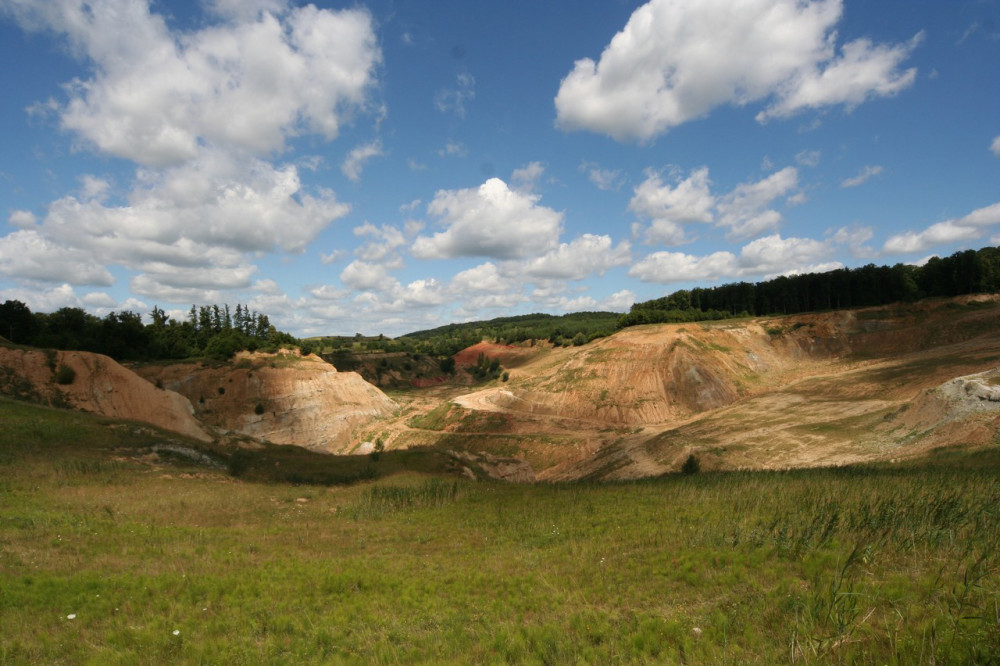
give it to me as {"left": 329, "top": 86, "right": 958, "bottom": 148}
{"left": 5, "top": 296, "right": 1000, "bottom": 482}
{"left": 133, "top": 350, "right": 396, "bottom": 453}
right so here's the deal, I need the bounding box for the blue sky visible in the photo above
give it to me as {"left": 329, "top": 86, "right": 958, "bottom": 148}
{"left": 0, "top": 0, "right": 998, "bottom": 337}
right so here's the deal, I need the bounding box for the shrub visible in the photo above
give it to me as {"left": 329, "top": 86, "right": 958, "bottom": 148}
{"left": 681, "top": 454, "right": 701, "bottom": 475}
{"left": 55, "top": 363, "right": 76, "bottom": 385}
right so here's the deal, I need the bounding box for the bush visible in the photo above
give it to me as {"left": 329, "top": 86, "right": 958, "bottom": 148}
{"left": 681, "top": 454, "right": 701, "bottom": 475}
{"left": 55, "top": 363, "right": 76, "bottom": 385}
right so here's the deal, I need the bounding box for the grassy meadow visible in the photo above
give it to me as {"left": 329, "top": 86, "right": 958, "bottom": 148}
{"left": 2, "top": 398, "right": 999, "bottom": 664}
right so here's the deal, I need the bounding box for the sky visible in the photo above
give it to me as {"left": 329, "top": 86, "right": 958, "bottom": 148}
{"left": 0, "top": 0, "right": 998, "bottom": 337}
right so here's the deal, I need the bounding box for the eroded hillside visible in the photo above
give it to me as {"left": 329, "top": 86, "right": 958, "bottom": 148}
{"left": 374, "top": 296, "right": 1000, "bottom": 480}
{"left": 134, "top": 351, "right": 397, "bottom": 453}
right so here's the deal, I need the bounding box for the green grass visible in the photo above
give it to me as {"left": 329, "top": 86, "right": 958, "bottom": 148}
{"left": 2, "top": 398, "right": 1000, "bottom": 663}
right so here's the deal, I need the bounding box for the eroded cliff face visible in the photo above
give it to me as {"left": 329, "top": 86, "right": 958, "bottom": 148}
{"left": 134, "top": 351, "right": 396, "bottom": 453}
{"left": 0, "top": 347, "right": 211, "bottom": 442}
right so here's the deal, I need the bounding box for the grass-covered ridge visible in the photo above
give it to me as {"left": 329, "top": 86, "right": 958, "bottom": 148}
{"left": 2, "top": 398, "right": 999, "bottom": 663}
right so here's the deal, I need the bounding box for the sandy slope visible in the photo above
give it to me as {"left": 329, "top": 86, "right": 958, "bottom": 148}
{"left": 393, "top": 297, "right": 1000, "bottom": 480}
{"left": 134, "top": 350, "right": 396, "bottom": 453}
{"left": 0, "top": 347, "right": 211, "bottom": 441}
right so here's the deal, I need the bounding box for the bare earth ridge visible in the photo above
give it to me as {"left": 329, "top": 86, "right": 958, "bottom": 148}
{"left": 3, "top": 296, "right": 1000, "bottom": 481}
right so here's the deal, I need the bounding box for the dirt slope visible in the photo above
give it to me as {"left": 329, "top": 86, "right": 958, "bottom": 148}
{"left": 0, "top": 347, "right": 210, "bottom": 441}
{"left": 387, "top": 297, "right": 1000, "bottom": 480}
{"left": 135, "top": 351, "right": 396, "bottom": 453}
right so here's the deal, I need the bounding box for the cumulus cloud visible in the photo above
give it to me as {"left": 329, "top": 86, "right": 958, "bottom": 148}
{"left": 451, "top": 262, "right": 509, "bottom": 293}
{"left": 412, "top": 178, "right": 564, "bottom": 259}
{"left": 631, "top": 166, "right": 798, "bottom": 244}
{"left": 341, "top": 140, "right": 383, "bottom": 182}
{"left": 4, "top": 1, "right": 380, "bottom": 166}
{"left": 629, "top": 167, "right": 714, "bottom": 244}
{"left": 841, "top": 165, "right": 884, "bottom": 188}
{"left": 0, "top": 229, "right": 114, "bottom": 285}
{"left": 8, "top": 210, "right": 37, "bottom": 228}
{"left": 522, "top": 234, "right": 631, "bottom": 280}
{"left": 992, "top": 135, "right": 1000, "bottom": 157}
{"left": 555, "top": 0, "right": 920, "bottom": 141}
{"left": 716, "top": 167, "right": 799, "bottom": 239}
{"left": 883, "top": 202, "right": 1000, "bottom": 254}
{"left": 629, "top": 233, "right": 834, "bottom": 283}
{"left": 0, "top": 0, "right": 379, "bottom": 308}
{"left": 340, "top": 260, "right": 392, "bottom": 291}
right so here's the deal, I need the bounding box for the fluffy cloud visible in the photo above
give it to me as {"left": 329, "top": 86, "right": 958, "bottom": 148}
{"left": 412, "top": 178, "right": 564, "bottom": 259}
{"left": 340, "top": 260, "right": 393, "bottom": 291}
{"left": 883, "top": 202, "right": 1000, "bottom": 254}
{"left": 629, "top": 167, "right": 714, "bottom": 244}
{"left": 841, "top": 165, "right": 885, "bottom": 188}
{"left": 716, "top": 167, "right": 799, "bottom": 239}
{"left": 992, "top": 136, "right": 1000, "bottom": 157}
{"left": 0, "top": 0, "right": 378, "bottom": 309}
{"left": 0, "top": 230, "right": 113, "bottom": 285}
{"left": 522, "top": 234, "right": 631, "bottom": 280}
{"left": 8, "top": 210, "right": 38, "bottom": 228}
{"left": 631, "top": 166, "right": 798, "bottom": 244}
{"left": 629, "top": 233, "right": 834, "bottom": 283}
{"left": 555, "top": 0, "right": 920, "bottom": 141}
{"left": 451, "top": 262, "right": 509, "bottom": 293}
{"left": 29, "top": 150, "right": 350, "bottom": 287}
{"left": 5, "top": 1, "right": 381, "bottom": 166}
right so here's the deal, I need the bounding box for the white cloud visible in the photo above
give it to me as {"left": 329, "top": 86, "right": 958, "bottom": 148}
{"left": 629, "top": 167, "right": 714, "bottom": 244}
{"left": 81, "top": 291, "right": 117, "bottom": 308}
{"left": 0, "top": 283, "right": 81, "bottom": 312}
{"left": 512, "top": 162, "right": 545, "bottom": 192}
{"left": 555, "top": 0, "right": 920, "bottom": 141}
{"left": 6, "top": 2, "right": 381, "bottom": 167}
{"left": 341, "top": 140, "right": 383, "bottom": 183}
{"left": 435, "top": 72, "right": 475, "bottom": 118}
{"left": 522, "top": 234, "right": 631, "bottom": 280}
{"left": 204, "top": 0, "right": 288, "bottom": 21}
{"left": 629, "top": 233, "right": 833, "bottom": 283}
{"left": 831, "top": 225, "right": 877, "bottom": 258}
{"left": 630, "top": 166, "right": 799, "bottom": 245}
{"left": 340, "top": 260, "right": 392, "bottom": 291}
{"left": 992, "top": 135, "right": 1000, "bottom": 157}
{"left": 451, "top": 262, "right": 509, "bottom": 293}
{"left": 883, "top": 202, "right": 1000, "bottom": 254}
{"left": 841, "top": 165, "right": 885, "bottom": 188}
{"left": 601, "top": 289, "right": 636, "bottom": 312}
{"left": 0, "top": 230, "right": 113, "bottom": 285}
{"left": 8, "top": 210, "right": 37, "bottom": 228}
{"left": 716, "top": 167, "right": 799, "bottom": 240}
{"left": 412, "top": 178, "right": 563, "bottom": 260}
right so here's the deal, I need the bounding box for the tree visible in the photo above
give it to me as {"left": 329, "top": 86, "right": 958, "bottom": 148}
{"left": 0, "top": 299, "right": 34, "bottom": 344}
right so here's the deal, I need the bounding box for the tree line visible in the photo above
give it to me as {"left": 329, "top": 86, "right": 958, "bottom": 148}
{"left": 0, "top": 301, "right": 297, "bottom": 362}
{"left": 618, "top": 246, "right": 1000, "bottom": 328}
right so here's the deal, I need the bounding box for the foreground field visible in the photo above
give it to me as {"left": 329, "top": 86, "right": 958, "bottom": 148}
{"left": 1, "top": 400, "right": 999, "bottom": 664}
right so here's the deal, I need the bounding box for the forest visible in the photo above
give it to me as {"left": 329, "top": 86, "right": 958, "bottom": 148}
{"left": 0, "top": 302, "right": 296, "bottom": 362}
{"left": 618, "top": 246, "right": 1000, "bottom": 327}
